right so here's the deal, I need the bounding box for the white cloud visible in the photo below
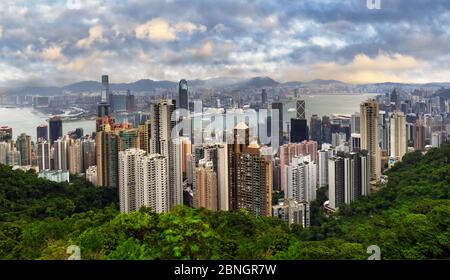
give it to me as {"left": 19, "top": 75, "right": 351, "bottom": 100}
{"left": 310, "top": 36, "right": 347, "bottom": 49}
{"left": 135, "top": 18, "right": 206, "bottom": 42}
{"left": 41, "top": 45, "right": 65, "bottom": 61}
{"left": 76, "top": 25, "right": 105, "bottom": 48}
{"left": 0, "top": 26, "right": 3, "bottom": 39}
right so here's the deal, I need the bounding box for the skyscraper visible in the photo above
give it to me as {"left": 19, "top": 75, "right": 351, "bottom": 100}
{"left": 81, "top": 138, "right": 96, "bottom": 172}
{"left": 290, "top": 118, "right": 309, "bottom": 143}
{"left": 37, "top": 124, "right": 48, "bottom": 142}
{"left": 328, "top": 151, "right": 369, "bottom": 210}
{"left": 37, "top": 141, "right": 51, "bottom": 171}
{"left": 193, "top": 159, "right": 218, "bottom": 211}
{"left": 318, "top": 144, "right": 334, "bottom": 188}
{"left": 389, "top": 110, "right": 407, "bottom": 161}
{"left": 351, "top": 112, "right": 360, "bottom": 134}
{"left": 16, "top": 133, "right": 32, "bottom": 166}
{"left": 228, "top": 122, "right": 272, "bottom": 217}
{"left": 179, "top": 79, "right": 189, "bottom": 110}
{"left": 321, "top": 116, "right": 332, "bottom": 144}
{"left": 149, "top": 100, "right": 183, "bottom": 210}
{"left": 296, "top": 100, "right": 306, "bottom": 119}
{"left": 96, "top": 131, "right": 120, "bottom": 188}
{"left": 279, "top": 141, "right": 318, "bottom": 191}
{"left": 53, "top": 137, "right": 68, "bottom": 171}
{"left": 271, "top": 102, "right": 283, "bottom": 146}
{"left": 68, "top": 139, "right": 82, "bottom": 174}
{"left": 0, "top": 142, "right": 11, "bottom": 165}
{"left": 285, "top": 155, "right": 317, "bottom": 203}
{"left": 118, "top": 149, "right": 168, "bottom": 213}
{"left": 360, "top": 100, "right": 380, "bottom": 181}
{"left": 98, "top": 75, "right": 111, "bottom": 118}
{"left": 413, "top": 121, "right": 425, "bottom": 151}
{"left": 310, "top": 114, "right": 322, "bottom": 144}
{"left": 49, "top": 117, "right": 62, "bottom": 144}
{"left": 261, "top": 89, "right": 267, "bottom": 105}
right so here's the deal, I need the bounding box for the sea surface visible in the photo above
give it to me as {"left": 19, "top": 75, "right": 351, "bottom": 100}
{"left": 0, "top": 93, "right": 378, "bottom": 141}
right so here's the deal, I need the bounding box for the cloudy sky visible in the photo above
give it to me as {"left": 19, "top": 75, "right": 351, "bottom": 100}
{"left": 1, "top": 0, "right": 450, "bottom": 87}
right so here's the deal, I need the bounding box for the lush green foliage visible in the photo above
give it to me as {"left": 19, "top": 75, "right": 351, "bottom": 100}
{"left": 0, "top": 144, "right": 449, "bottom": 260}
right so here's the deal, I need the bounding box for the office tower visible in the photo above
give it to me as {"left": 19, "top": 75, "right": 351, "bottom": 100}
{"left": 126, "top": 90, "right": 135, "bottom": 112}
{"left": 7, "top": 149, "right": 21, "bottom": 166}
{"left": 0, "top": 126, "right": 13, "bottom": 142}
{"left": 390, "top": 89, "right": 400, "bottom": 109}
{"left": 228, "top": 123, "right": 272, "bottom": 217}
{"left": 328, "top": 151, "right": 369, "bottom": 210}
{"left": 68, "top": 139, "right": 82, "bottom": 174}
{"left": 119, "top": 149, "right": 168, "bottom": 213}
{"left": 413, "top": 121, "right": 425, "bottom": 151}
{"left": 279, "top": 141, "right": 318, "bottom": 191}
{"left": 37, "top": 124, "right": 48, "bottom": 142}
{"left": 261, "top": 89, "right": 267, "bottom": 105}
{"left": 296, "top": 100, "right": 306, "bottom": 119}
{"left": 96, "top": 131, "right": 120, "bottom": 188}
{"left": 81, "top": 138, "right": 96, "bottom": 171}
{"left": 390, "top": 111, "right": 407, "bottom": 160}
{"left": 49, "top": 117, "right": 62, "bottom": 144}
{"left": 285, "top": 155, "right": 317, "bottom": 203}
{"left": 321, "top": 116, "right": 332, "bottom": 144}
{"left": 360, "top": 99, "right": 380, "bottom": 181}
{"left": 290, "top": 119, "right": 309, "bottom": 143}
{"left": 351, "top": 113, "right": 360, "bottom": 134}
{"left": 310, "top": 114, "right": 322, "bottom": 144}
{"left": 53, "top": 137, "right": 68, "bottom": 171}
{"left": 273, "top": 198, "right": 310, "bottom": 228}
{"left": 179, "top": 79, "right": 189, "bottom": 110}
{"left": 37, "top": 141, "right": 51, "bottom": 171}
{"left": 98, "top": 75, "right": 111, "bottom": 118}
{"left": 101, "top": 75, "right": 109, "bottom": 103}
{"left": 110, "top": 94, "right": 125, "bottom": 112}
{"left": 271, "top": 102, "right": 284, "bottom": 145}
{"left": 318, "top": 145, "right": 334, "bottom": 187}
{"left": 86, "top": 166, "right": 97, "bottom": 186}
{"left": 16, "top": 133, "right": 32, "bottom": 166}
{"left": 193, "top": 159, "right": 218, "bottom": 211}
{"left": 149, "top": 100, "right": 183, "bottom": 209}
{"left": 0, "top": 142, "right": 11, "bottom": 165}
{"left": 351, "top": 133, "right": 361, "bottom": 152}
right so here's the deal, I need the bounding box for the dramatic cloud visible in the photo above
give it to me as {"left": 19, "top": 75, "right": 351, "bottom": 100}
{"left": 135, "top": 18, "right": 206, "bottom": 42}
{"left": 1, "top": 0, "right": 450, "bottom": 86}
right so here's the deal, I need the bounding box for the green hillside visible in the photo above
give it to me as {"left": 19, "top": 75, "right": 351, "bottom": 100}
{"left": 0, "top": 144, "right": 449, "bottom": 260}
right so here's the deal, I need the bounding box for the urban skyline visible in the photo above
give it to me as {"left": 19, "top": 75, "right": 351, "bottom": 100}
{"left": 0, "top": 0, "right": 449, "bottom": 264}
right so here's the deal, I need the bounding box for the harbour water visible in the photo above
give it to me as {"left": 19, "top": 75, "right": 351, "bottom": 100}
{"left": 0, "top": 93, "right": 378, "bottom": 142}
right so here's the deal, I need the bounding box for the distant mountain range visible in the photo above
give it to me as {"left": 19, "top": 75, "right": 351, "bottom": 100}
{"left": 4, "top": 76, "right": 450, "bottom": 96}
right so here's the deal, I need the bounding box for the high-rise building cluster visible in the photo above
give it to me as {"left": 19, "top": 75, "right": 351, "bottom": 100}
{"left": 1, "top": 76, "right": 448, "bottom": 229}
